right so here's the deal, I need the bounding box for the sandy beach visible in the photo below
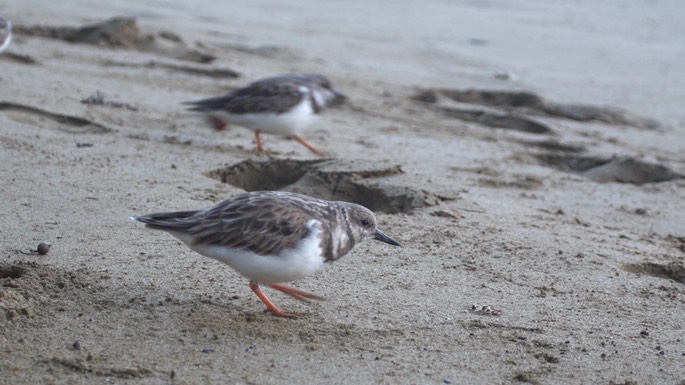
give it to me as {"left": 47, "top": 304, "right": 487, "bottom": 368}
{"left": 1, "top": 1, "right": 684, "bottom": 384}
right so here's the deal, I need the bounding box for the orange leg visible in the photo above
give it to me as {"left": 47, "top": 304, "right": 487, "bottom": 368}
{"left": 249, "top": 281, "right": 301, "bottom": 318}
{"left": 268, "top": 283, "right": 325, "bottom": 303}
{"left": 254, "top": 130, "right": 266, "bottom": 153}
{"left": 290, "top": 135, "right": 325, "bottom": 157}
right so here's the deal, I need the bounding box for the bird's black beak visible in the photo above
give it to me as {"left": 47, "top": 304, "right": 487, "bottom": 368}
{"left": 374, "top": 229, "right": 401, "bottom": 247}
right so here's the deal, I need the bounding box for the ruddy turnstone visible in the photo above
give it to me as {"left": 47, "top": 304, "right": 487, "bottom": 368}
{"left": 131, "top": 191, "right": 400, "bottom": 318}
{"left": 183, "top": 73, "right": 346, "bottom": 156}
{"left": 0, "top": 14, "right": 11, "bottom": 54}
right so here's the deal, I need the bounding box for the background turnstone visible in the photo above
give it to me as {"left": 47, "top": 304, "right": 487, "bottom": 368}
{"left": 0, "top": 14, "right": 12, "bottom": 54}
{"left": 131, "top": 190, "right": 400, "bottom": 318}
{"left": 183, "top": 73, "right": 346, "bottom": 156}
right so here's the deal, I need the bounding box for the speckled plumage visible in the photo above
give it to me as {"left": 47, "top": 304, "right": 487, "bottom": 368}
{"left": 131, "top": 191, "right": 400, "bottom": 318}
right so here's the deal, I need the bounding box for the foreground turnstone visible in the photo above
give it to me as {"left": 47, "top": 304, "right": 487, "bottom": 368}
{"left": 131, "top": 191, "right": 400, "bottom": 318}
{"left": 183, "top": 74, "right": 346, "bottom": 156}
{"left": 0, "top": 14, "right": 11, "bottom": 54}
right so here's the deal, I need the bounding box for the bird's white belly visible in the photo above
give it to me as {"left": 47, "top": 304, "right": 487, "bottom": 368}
{"left": 216, "top": 98, "right": 317, "bottom": 136}
{"left": 179, "top": 220, "right": 326, "bottom": 283}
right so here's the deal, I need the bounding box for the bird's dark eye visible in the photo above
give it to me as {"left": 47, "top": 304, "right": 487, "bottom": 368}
{"left": 361, "top": 219, "right": 370, "bottom": 227}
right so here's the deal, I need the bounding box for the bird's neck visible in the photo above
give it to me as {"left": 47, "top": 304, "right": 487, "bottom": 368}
{"left": 320, "top": 205, "right": 356, "bottom": 261}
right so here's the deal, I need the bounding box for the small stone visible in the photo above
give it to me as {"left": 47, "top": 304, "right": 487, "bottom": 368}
{"left": 493, "top": 70, "right": 517, "bottom": 81}
{"left": 37, "top": 242, "right": 51, "bottom": 255}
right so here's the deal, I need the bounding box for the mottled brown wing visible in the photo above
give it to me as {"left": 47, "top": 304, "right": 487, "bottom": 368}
{"left": 186, "top": 192, "right": 318, "bottom": 256}
{"left": 184, "top": 81, "right": 306, "bottom": 115}
{"left": 253, "top": 74, "right": 331, "bottom": 90}
{"left": 222, "top": 81, "right": 305, "bottom": 114}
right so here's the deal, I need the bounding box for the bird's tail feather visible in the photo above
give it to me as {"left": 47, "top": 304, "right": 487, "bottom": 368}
{"left": 131, "top": 210, "right": 199, "bottom": 231}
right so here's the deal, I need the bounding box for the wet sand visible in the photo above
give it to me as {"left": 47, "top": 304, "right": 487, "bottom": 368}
{"left": 1, "top": 2, "right": 684, "bottom": 384}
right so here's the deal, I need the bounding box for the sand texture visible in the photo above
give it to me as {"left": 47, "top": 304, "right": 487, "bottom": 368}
{"left": 1, "top": 2, "right": 684, "bottom": 384}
